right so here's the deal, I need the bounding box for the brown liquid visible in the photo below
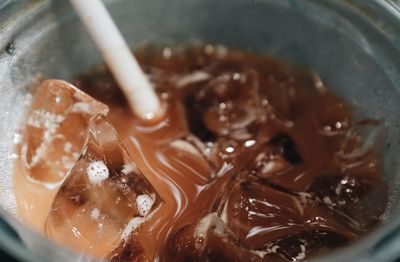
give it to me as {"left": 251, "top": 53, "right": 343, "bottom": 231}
{"left": 14, "top": 45, "right": 387, "bottom": 261}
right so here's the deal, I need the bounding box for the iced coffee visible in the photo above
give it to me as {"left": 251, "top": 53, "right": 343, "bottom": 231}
{"left": 13, "top": 45, "right": 387, "bottom": 261}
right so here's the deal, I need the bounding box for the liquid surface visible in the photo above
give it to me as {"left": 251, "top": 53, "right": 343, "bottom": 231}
{"left": 13, "top": 45, "right": 387, "bottom": 261}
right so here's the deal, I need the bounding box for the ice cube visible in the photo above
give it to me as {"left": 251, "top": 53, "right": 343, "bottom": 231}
{"left": 183, "top": 69, "right": 262, "bottom": 142}
{"left": 218, "top": 172, "right": 307, "bottom": 247}
{"left": 21, "top": 80, "right": 109, "bottom": 184}
{"left": 306, "top": 121, "right": 387, "bottom": 231}
{"left": 250, "top": 133, "right": 302, "bottom": 179}
{"left": 168, "top": 213, "right": 274, "bottom": 261}
{"left": 257, "top": 230, "right": 349, "bottom": 261}
{"left": 168, "top": 212, "right": 347, "bottom": 262}
{"left": 167, "top": 170, "right": 354, "bottom": 261}
{"left": 181, "top": 69, "right": 266, "bottom": 166}
{"left": 215, "top": 171, "right": 354, "bottom": 252}
{"left": 307, "top": 174, "right": 387, "bottom": 231}
{"left": 45, "top": 115, "right": 160, "bottom": 259}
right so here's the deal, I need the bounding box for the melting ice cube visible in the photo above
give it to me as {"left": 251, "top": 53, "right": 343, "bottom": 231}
{"left": 307, "top": 174, "right": 387, "bottom": 231}
{"left": 21, "top": 80, "right": 109, "bottom": 184}
{"left": 168, "top": 171, "right": 353, "bottom": 262}
{"left": 255, "top": 230, "right": 349, "bottom": 261}
{"left": 250, "top": 133, "right": 302, "bottom": 179}
{"left": 216, "top": 171, "right": 355, "bottom": 259}
{"left": 216, "top": 171, "right": 319, "bottom": 247}
{"left": 45, "top": 115, "right": 160, "bottom": 259}
{"left": 183, "top": 69, "right": 261, "bottom": 142}
{"left": 169, "top": 213, "right": 269, "bottom": 261}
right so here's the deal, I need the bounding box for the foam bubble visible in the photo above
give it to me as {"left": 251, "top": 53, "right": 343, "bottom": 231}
{"left": 87, "top": 160, "right": 109, "bottom": 185}
{"left": 136, "top": 193, "right": 155, "bottom": 217}
{"left": 120, "top": 217, "right": 145, "bottom": 240}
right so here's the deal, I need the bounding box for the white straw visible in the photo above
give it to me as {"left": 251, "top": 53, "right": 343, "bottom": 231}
{"left": 69, "top": 0, "right": 161, "bottom": 120}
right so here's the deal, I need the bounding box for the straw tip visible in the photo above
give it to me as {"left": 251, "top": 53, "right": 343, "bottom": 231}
{"left": 134, "top": 99, "right": 167, "bottom": 123}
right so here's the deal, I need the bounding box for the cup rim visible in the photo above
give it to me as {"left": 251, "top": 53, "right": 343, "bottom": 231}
{"left": 1, "top": 0, "right": 400, "bottom": 261}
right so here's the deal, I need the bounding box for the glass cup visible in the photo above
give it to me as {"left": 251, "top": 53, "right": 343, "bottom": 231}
{"left": 1, "top": 0, "right": 400, "bottom": 261}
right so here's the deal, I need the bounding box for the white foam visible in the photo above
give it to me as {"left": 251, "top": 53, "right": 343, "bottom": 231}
{"left": 121, "top": 163, "right": 137, "bottom": 175}
{"left": 87, "top": 160, "right": 109, "bottom": 185}
{"left": 116, "top": 181, "right": 130, "bottom": 195}
{"left": 136, "top": 193, "right": 155, "bottom": 217}
{"left": 120, "top": 217, "right": 145, "bottom": 240}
